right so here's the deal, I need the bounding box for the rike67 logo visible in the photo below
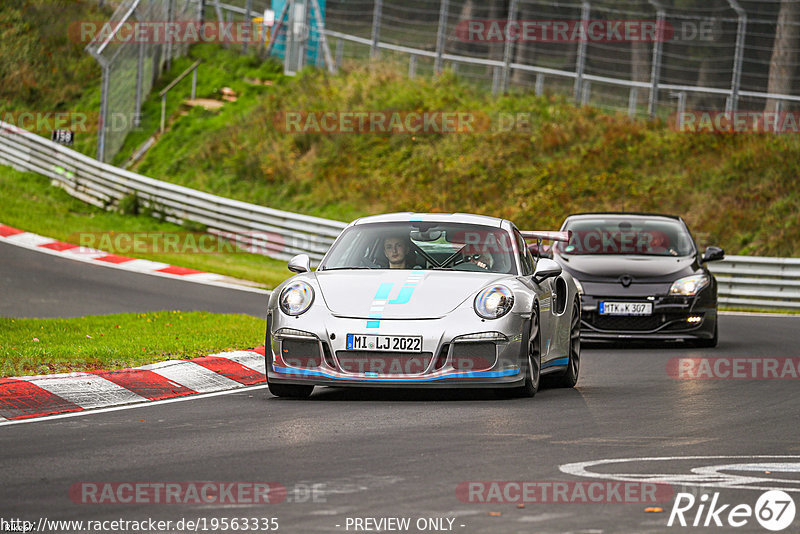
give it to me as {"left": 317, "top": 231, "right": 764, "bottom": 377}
{"left": 668, "top": 490, "right": 796, "bottom": 531}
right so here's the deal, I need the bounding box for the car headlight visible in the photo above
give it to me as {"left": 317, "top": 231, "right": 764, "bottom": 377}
{"left": 669, "top": 274, "right": 710, "bottom": 296}
{"left": 474, "top": 285, "right": 514, "bottom": 319}
{"left": 279, "top": 281, "right": 314, "bottom": 316}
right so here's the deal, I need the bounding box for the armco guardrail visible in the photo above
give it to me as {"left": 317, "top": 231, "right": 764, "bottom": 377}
{"left": 709, "top": 256, "right": 800, "bottom": 311}
{"left": 0, "top": 122, "right": 346, "bottom": 262}
{"left": 2, "top": 122, "right": 799, "bottom": 310}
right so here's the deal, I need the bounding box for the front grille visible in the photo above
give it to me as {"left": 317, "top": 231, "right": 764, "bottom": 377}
{"left": 281, "top": 339, "right": 322, "bottom": 368}
{"left": 450, "top": 342, "right": 497, "bottom": 371}
{"left": 335, "top": 351, "right": 433, "bottom": 375}
{"left": 584, "top": 313, "right": 703, "bottom": 332}
{"left": 586, "top": 314, "right": 664, "bottom": 331}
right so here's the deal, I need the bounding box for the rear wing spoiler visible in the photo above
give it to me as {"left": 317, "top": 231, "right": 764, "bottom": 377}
{"left": 520, "top": 231, "right": 572, "bottom": 259}
{"left": 520, "top": 231, "right": 572, "bottom": 243}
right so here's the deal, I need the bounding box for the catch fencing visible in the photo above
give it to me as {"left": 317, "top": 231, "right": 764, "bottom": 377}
{"left": 322, "top": 0, "right": 800, "bottom": 118}
{"left": 86, "top": 0, "right": 201, "bottom": 163}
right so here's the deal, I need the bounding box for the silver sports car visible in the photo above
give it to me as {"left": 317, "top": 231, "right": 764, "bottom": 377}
{"left": 265, "top": 213, "right": 582, "bottom": 398}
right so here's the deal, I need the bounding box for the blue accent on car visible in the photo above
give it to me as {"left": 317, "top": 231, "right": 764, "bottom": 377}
{"left": 388, "top": 286, "right": 415, "bottom": 305}
{"left": 375, "top": 282, "right": 394, "bottom": 300}
{"left": 366, "top": 320, "right": 381, "bottom": 329}
{"left": 542, "top": 357, "right": 569, "bottom": 368}
{"left": 273, "top": 365, "right": 521, "bottom": 381}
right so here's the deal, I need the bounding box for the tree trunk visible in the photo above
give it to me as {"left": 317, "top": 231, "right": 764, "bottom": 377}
{"left": 765, "top": 0, "right": 800, "bottom": 113}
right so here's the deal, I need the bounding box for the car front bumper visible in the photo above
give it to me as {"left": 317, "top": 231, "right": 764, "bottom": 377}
{"left": 578, "top": 292, "right": 717, "bottom": 341}
{"left": 265, "top": 307, "right": 529, "bottom": 388}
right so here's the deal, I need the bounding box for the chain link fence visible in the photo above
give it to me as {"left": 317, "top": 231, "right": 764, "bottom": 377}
{"left": 86, "top": 0, "right": 200, "bottom": 163}
{"left": 324, "top": 0, "right": 800, "bottom": 118}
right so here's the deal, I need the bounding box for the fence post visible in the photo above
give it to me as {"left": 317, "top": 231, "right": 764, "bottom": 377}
{"left": 409, "top": 54, "right": 417, "bottom": 79}
{"left": 535, "top": 73, "right": 544, "bottom": 96}
{"left": 628, "top": 87, "right": 638, "bottom": 118}
{"left": 165, "top": 0, "right": 174, "bottom": 71}
{"left": 581, "top": 80, "right": 591, "bottom": 106}
{"left": 491, "top": 66, "right": 500, "bottom": 96}
{"left": 500, "top": 0, "right": 519, "bottom": 93}
{"left": 336, "top": 38, "right": 343, "bottom": 69}
{"left": 370, "top": 0, "right": 383, "bottom": 59}
{"left": 573, "top": 1, "right": 590, "bottom": 103}
{"left": 134, "top": 40, "right": 145, "bottom": 127}
{"left": 727, "top": 0, "right": 746, "bottom": 113}
{"left": 243, "top": 0, "right": 253, "bottom": 54}
{"left": 434, "top": 0, "right": 449, "bottom": 74}
{"left": 97, "top": 64, "right": 110, "bottom": 162}
{"left": 310, "top": 0, "right": 335, "bottom": 73}
{"left": 647, "top": 0, "right": 665, "bottom": 118}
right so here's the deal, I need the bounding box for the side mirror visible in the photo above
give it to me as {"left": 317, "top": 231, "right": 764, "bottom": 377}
{"left": 288, "top": 254, "right": 311, "bottom": 273}
{"left": 701, "top": 246, "right": 725, "bottom": 263}
{"left": 533, "top": 258, "right": 562, "bottom": 282}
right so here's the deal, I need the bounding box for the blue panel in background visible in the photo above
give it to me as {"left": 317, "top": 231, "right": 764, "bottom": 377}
{"left": 270, "top": 0, "right": 326, "bottom": 68}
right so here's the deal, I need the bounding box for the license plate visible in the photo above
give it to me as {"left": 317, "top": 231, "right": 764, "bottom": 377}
{"left": 346, "top": 334, "right": 422, "bottom": 352}
{"left": 599, "top": 302, "right": 653, "bottom": 316}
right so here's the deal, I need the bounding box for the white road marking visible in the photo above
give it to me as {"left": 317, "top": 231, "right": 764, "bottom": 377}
{"left": 217, "top": 351, "right": 267, "bottom": 375}
{"left": 5, "top": 232, "right": 54, "bottom": 247}
{"left": 141, "top": 360, "right": 243, "bottom": 393}
{"left": 559, "top": 455, "right": 800, "bottom": 493}
{"left": 20, "top": 373, "right": 147, "bottom": 409}
{"left": 0, "top": 385, "right": 269, "bottom": 426}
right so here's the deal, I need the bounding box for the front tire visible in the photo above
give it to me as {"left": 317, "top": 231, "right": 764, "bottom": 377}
{"left": 267, "top": 382, "right": 314, "bottom": 399}
{"left": 514, "top": 308, "right": 541, "bottom": 398}
{"left": 553, "top": 298, "right": 581, "bottom": 388}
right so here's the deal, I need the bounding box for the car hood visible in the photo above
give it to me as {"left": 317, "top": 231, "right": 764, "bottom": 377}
{"left": 555, "top": 253, "right": 698, "bottom": 282}
{"left": 314, "top": 270, "right": 507, "bottom": 319}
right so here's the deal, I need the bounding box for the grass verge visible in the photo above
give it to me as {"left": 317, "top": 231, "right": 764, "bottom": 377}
{"left": 0, "top": 311, "right": 265, "bottom": 377}
{"left": 0, "top": 165, "right": 293, "bottom": 289}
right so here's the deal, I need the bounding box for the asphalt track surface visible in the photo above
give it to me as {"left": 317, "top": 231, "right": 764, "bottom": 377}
{"left": 2, "top": 243, "right": 800, "bottom": 533}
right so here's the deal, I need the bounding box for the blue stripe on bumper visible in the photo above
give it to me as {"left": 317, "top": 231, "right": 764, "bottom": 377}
{"left": 273, "top": 366, "right": 521, "bottom": 382}
{"left": 542, "top": 357, "right": 569, "bottom": 368}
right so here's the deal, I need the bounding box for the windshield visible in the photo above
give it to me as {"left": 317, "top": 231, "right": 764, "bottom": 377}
{"left": 320, "top": 222, "right": 518, "bottom": 274}
{"left": 558, "top": 217, "right": 695, "bottom": 256}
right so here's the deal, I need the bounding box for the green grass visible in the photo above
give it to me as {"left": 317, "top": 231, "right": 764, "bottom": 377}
{"left": 123, "top": 51, "right": 800, "bottom": 257}
{"left": 112, "top": 45, "right": 286, "bottom": 167}
{"left": 0, "top": 0, "right": 108, "bottom": 156}
{"left": 0, "top": 312, "right": 265, "bottom": 377}
{"left": 0, "top": 165, "right": 294, "bottom": 289}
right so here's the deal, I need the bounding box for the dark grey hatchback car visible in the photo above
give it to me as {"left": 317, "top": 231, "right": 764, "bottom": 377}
{"left": 551, "top": 213, "right": 724, "bottom": 347}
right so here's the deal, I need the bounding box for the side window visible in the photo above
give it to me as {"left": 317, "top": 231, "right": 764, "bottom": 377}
{"left": 514, "top": 231, "right": 534, "bottom": 276}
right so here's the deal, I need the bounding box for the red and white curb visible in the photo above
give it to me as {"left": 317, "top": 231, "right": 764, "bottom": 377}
{"left": 0, "top": 347, "right": 267, "bottom": 422}
{"left": 0, "top": 223, "right": 268, "bottom": 294}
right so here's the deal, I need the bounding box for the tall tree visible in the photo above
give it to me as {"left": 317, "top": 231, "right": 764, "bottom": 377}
{"left": 765, "top": 0, "right": 800, "bottom": 113}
